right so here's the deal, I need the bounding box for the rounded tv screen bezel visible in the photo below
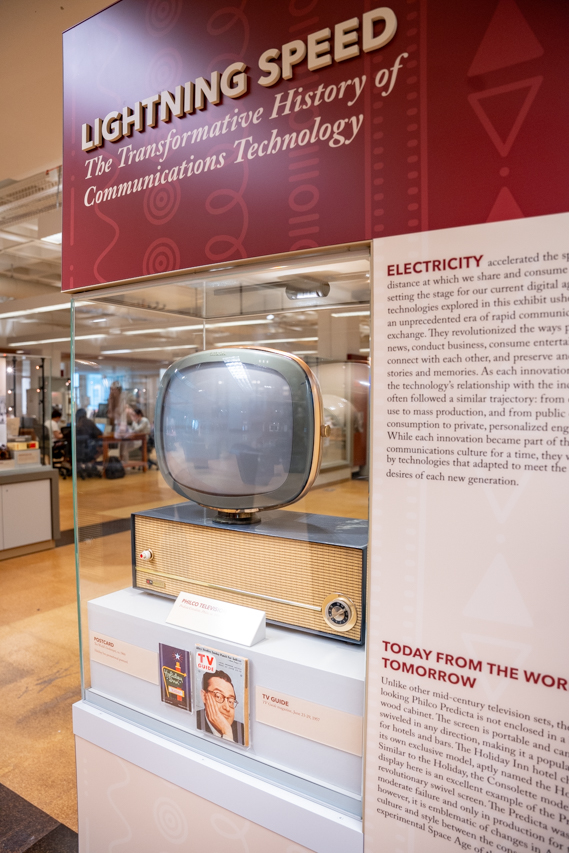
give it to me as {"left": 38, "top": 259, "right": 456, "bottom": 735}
{"left": 154, "top": 347, "right": 322, "bottom": 511}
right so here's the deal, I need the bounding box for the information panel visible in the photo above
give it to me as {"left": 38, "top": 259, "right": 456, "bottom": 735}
{"left": 365, "top": 213, "right": 569, "bottom": 852}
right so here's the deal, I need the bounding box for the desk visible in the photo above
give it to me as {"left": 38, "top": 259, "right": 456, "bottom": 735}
{"left": 102, "top": 434, "right": 148, "bottom": 475}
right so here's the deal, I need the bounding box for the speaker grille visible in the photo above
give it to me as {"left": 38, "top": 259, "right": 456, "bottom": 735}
{"left": 134, "top": 515, "right": 363, "bottom": 641}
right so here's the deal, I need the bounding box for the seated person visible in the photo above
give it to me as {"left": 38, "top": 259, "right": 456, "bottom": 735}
{"left": 45, "top": 408, "right": 64, "bottom": 441}
{"left": 76, "top": 408, "right": 102, "bottom": 471}
{"left": 122, "top": 406, "right": 151, "bottom": 464}
{"left": 76, "top": 408, "right": 101, "bottom": 441}
{"left": 128, "top": 406, "right": 151, "bottom": 436}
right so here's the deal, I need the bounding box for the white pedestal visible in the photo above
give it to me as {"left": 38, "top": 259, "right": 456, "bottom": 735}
{"left": 87, "top": 588, "right": 365, "bottom": 806}
{"left": 74, "top": 701, "right": 363, "bottom": 853}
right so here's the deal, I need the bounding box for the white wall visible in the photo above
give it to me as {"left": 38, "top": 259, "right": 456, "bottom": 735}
{"left": 0, "top": 0, "right": 115, "bottom": 183}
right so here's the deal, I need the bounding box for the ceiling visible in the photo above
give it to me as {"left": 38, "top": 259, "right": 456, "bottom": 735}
{"left": 0, "top": 0, "right": 115, "bottom": 184}
{"left": 0, "top": 169, "right": 64, "bottom": 300}
{"left": 13, "top": 252, "right": 371, "bottom": 368}
{"left": 0, "top": 0, "right": 115, "bottom": 349}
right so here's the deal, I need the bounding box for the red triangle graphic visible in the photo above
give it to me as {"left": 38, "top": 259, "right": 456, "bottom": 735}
{"left": 463, "top": 554, "right": 532, "bottom": 626}
{"left": 461, "top": 633, "right": 532, "bottom": 702}
{"left": 477, "top": 87, "right": 531, "bottom": 149}
{"left": 486, "top": 187, "right": 524, "bottom": 222}
{"left": 468, "top": 76, "right": 543, "bottom": 157}
{"left": 468, "top": 0, "right": 543, "bottom": 77}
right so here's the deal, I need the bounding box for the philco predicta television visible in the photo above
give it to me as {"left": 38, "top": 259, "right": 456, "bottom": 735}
{"left": 155, "top": 347, "right": 324, "bottom": 520}
{"left": 132, "top": 347, "right": 367, "bottom": 643}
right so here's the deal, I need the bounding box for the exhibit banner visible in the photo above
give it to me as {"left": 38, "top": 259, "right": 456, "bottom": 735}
{"left": 365, "top": 212, "right": 569, "bottom": 851}
{"left": 62, "top": 0, "right": 569, "bottom": 290}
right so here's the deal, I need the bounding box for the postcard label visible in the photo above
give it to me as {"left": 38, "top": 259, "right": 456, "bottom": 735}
{"left": 89, "top": 631, "right": 158, "bottom": 684}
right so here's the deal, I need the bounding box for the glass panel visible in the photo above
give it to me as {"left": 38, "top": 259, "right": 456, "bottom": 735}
{"left": 72, "top": 246, "right": 371, "bottom": 813}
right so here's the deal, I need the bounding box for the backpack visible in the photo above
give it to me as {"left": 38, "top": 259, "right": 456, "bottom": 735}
{"left": 105, "top": 457, "right": 125, "bottom": 479}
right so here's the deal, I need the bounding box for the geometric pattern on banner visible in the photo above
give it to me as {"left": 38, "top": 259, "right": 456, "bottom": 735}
{"left": 142, "top": 237, "right": 181, "bottom": 276}
{"left": 468, "top": 76, "right": 543, "bottom": 157}
{"left": 467, "top": 0, "right": 544, "bottom": 77}
{"left": 146, "top": 0, "right": 183, "bottom": 38}
{"left": 482, "top": 471, "right": 531, "bottom": 521}
{"left": 461, "top": 633, "right": 532, "bottom": 702}
{"left": 463, "top": 553, "right": 533, "bottom": 627}
{"left": 486, "top": 186, "right": 525, "bottom": 222}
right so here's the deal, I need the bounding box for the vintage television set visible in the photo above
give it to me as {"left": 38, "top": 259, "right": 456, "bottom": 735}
{"left": 131, "top": 347, "right": 367, "bottom": 643}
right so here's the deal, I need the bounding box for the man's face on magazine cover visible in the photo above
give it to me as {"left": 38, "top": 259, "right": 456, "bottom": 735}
{"left": 202, "top": 676, "right": 236, "bottom": 727}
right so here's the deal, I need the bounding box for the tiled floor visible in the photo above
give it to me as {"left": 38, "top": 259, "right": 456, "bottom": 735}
{"left": 0, "top": 784, "right": 77, "bottom": 852}
{"left": 0, "top": 539, "right": 81, "bottom": 831}
{"left": 0, "top": 469, "right": 368, "bottom": 840}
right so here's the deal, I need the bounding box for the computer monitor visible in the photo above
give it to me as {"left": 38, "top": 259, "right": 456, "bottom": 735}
{"left": 154, "top": 348, "right": 324, "bottom": 521}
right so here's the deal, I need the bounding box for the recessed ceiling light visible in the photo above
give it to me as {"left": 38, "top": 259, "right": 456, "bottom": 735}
{"left": 122, "top": 318, "right": 272, "bottom": 337}
{"left": 215, "top": 337, "right": 317, "bottom": 347}
{"left": 207, "top": 319, "right": 271, "bottom": 330}
{"left": 11, "top": 333, "right": 106, "bottom": 346}
{"left": 102, "top": 343, "right": 199, "bottom": 355}
{"left": 123, "top": 324, "right": 202, "bottom": 336}
{"left": 285, "top": 282, "right": 330, "bottom": 300}
{"left": 0, "top": 303, "right": 69, "bottom": 320}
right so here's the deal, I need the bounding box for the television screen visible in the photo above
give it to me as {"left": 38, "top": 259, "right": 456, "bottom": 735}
{"left": 162, "top": 361, "right": 293, "bottom": 496}
{"left": 155, "top": 348, "right": 323, "bottom": 513}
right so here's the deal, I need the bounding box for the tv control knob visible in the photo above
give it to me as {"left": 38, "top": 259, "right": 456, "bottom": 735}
{"left": 322, "top": 593, "right": 357, "bottom": 632}
{"left": 139, "top": 549, "right": 153, "bottom": 561}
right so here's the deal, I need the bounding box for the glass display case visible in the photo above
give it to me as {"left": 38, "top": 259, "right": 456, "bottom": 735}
{"left": 1, "top": 353, "right": 52, "bottom": 467}
{"left": 72, "top": 247, "right": 371, "bottom": 818}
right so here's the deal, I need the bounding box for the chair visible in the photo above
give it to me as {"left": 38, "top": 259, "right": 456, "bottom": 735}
{"left": 35, "top": 423, "right": 52, "bottom": 464}
{"left": 147, "top": 427, "right": 158, "bottom": 469}
{"left": 53, "top": 425, "right": 72, "bottom": 479}
{"left": 76, "top": 433, "right": 102, "bottom": 479}
{"left": 18, "top": 427, "right": 37, "bottom": 441}
{"left": 21, "top": 416, "right": 38, "bottom": 431}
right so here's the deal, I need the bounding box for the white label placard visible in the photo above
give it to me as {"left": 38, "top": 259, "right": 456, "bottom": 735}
{"left": 89, "top": 631, "right": 158, "bottom": 684}
{"left": 15, "top": 449, "right": 40, "bottom": 465}
{"left": 256, "top": 686, "right": 363, "bottom": 756}
{"left": 166, "top": 592, "right": 266, "bottom": 647}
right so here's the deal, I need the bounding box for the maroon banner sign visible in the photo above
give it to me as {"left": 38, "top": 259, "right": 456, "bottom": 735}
{"left": 62, "top": 0, "right": 569, "bottom": 291}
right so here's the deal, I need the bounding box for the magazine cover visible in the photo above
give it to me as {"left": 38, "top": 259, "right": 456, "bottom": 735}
{"left": 159, "top": 643, "right": 191, "bottom": 712}
{"left": 195, "top": 644, "right": 249, "bottom": 747}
